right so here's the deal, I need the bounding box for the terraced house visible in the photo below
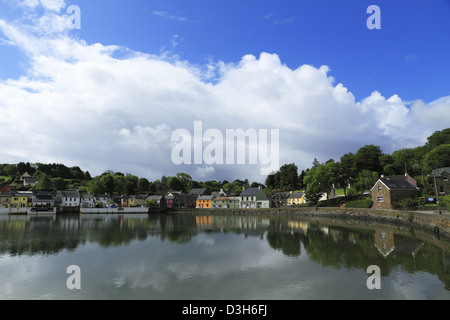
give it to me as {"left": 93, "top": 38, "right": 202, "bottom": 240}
{"left": 212, "top": 196, "right": 241, "bottom": 209}
{"left": 240, "top": 187, "right": 270, "bottom": 209}
{"left": 0, "top": 190, "right": 14, "bottom": 208}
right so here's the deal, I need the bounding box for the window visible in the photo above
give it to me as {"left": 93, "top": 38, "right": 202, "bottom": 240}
{"left": 378, "top": 186, "right": 382, "bottom": 192}
{"left": 377, "top": 196, "right": 384, "bottom": 202}
{"left": 440, "top": 186, "right": 444, "bottom": 193}
{"left": 443, "top": 176, "right": 448, "bottom": 182}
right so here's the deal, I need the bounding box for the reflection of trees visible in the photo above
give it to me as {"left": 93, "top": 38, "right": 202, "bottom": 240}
{"left": 1, "top": 214, "right": 449, "bottom": 289}
{"left": 0, "top": 217, "right": 81, "bottom": 256}
{"left": 266, "top": 219, "right": 302, "bottom": 257}
{"left": 301, "top": 222, "right": 386, "bottom": 271}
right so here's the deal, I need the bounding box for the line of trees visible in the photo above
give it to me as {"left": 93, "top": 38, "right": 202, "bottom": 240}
{"left": 1, "top": 129, "right": 449, "bottom": 199}
{"left": 265, "top": 128, "right": 450, "bottom": 204}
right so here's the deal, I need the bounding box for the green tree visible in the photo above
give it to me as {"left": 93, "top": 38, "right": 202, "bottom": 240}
{"left": 202, "top": 180, "right": 221, "bottom": 192}
{"left": 279, "top": 163, "right": 299, "bottom": 190}
{"left": 35, "top": 174, "right": 53, "bottom": 191}
{"left": 3, "top": 164, "right": 18, "bottom": 177}
{"left": 355, "top": 145, "right": 383, "bottom": 174}
{"left": 125, "top": 174, "right": 139, "bottom": 194}
{"left": 87, "top": 177, "right": 106, "bottom": 194}
{"left": 176, "top": 172, "right": 193, "bottom": 191}
{"left": 52, "top": 177, "right": 68, "bottom": 191}
{"left": 354, "top": 170, "right": 379, "bottom": 193}
{"left": 424, "top": 144, "right": 450, "bottom": 171}
{"left": 137, "top": 178, "right": 150, "bottom": 192}
{"left": 101, "top": 174, "right": 115, "bottom": 194}
{"left": 425, "top": 128, "right": 450, "bottom": 151}
{"left": 114, "top": 175, "right": 128, "bottom": 194}
{"left": 303, "top": 166, "right": 323, "bottom": 205}
{"left": 339, "top": 153, "right": 356, "bottom": 196}
{"left": 167, "top": 176, "right": 184, "bottom": 191}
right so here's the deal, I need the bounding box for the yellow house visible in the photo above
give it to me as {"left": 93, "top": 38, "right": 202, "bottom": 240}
{"left": 122, "top": 194, "right": 148, "bottom": 207}
{"left": 196, "top": 195, "right": 214, "bottom": 209}
{"left": 0, "top": 190, "right": 13, "bottom": 208}
{"left": 287, "top": 191, "right": 306, "bottom": 206}
{"left": 10, "top": 192, "right": 31, "bottom": 208}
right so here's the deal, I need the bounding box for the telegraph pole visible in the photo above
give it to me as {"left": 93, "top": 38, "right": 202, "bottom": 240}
{"left": 433, "top": 167, "right": 441, "bottom": 215}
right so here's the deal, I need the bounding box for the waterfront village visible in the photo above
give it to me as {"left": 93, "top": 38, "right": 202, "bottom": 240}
{"left": 1, "top": 129, "right": 449, "bottom": 215}
{"left": 0, "top": 167, "right": 449, "bottom": 215}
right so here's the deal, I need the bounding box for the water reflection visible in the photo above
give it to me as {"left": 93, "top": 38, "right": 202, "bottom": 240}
{"left": 0, "top": 213, "right": 449, "bottom": 297}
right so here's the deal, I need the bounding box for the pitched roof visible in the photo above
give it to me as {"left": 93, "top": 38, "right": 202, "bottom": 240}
{"left": 189, "top": 188, "right": 209, "bottom": 196}
{"left": 433, "top": 167, "right": 450, "bottom": 177}
{"left": 240, "top": 188, "right": 263, "bottom": 196}
{"left": 197, "top": 195, "right": 215, "bottom": 201}
{"left": 289, "top": 192, "right": 304, "bottom": 199}
{"left": 146, "top": 195, "right": 164, "bottom": 201}
{"left": 58, "top": 191, "right": 81, "bottom": 198}
{"left": 213, "top": 196, "right": 240, "bottom": 201}
{"left": 377, "top": 178, "right": 418, "bottom": 190}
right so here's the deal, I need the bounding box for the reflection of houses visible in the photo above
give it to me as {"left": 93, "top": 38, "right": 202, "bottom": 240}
{"left": 287, "top": 220, "right": 309, "bottom": 234}
{"left": 240, "top": 187, "right": 270, "bottom": 209}
{"left": 212, "top": 196, "right": 241, "bottom": 209}
{"left": 196, "top": 216, "right": 212, "bottom": 229}
{"left": 371, "top": 175, "right": 420, "bottom": 209}
{"left": 374, "top": 230, "right": 395, "bottom": 258}
{"left": 433, "top": 167, "right": 450, "bottom": 196}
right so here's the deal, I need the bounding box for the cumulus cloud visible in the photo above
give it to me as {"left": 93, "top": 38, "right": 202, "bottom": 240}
{"left": 0, "top": 7, "right": 449, "bottom": 182}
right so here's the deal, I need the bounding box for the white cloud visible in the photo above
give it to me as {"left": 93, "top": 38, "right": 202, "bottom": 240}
{"left": 0, "top": 9, "right": 449, "bottom": 182}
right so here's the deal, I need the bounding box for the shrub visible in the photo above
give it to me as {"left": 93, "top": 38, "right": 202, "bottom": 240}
{"left": 392, "top": 198, "right": 418, "bottom": 210}
{"left": 440, "top": 195, "right": 450, "bottom": 211}
{"left": 344, "top": 198, "right": 373, "bottom": 208}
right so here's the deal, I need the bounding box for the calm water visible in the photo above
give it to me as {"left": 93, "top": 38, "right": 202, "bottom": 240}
{"left": 0, "top": 213, "right": 449, "bottom": 300}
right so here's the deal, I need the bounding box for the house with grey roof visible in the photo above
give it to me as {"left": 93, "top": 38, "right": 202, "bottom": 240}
{"left": 371, "top": 176, "right": 420, "bottom": 209}
{"left": 433, "top": 167, "right": 450, "bottom": 196}
{"left": 188, "top": 188, "right": 211, "bottom": 197}
{"left": 56, "top": 191, "right": 81, "bottom": 208}
{"left": 239, "top": 187, "right": 270, "bottom": 209}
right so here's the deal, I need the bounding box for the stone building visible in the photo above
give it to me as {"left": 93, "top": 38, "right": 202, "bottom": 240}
{"left": 433, "top": 167, "right": 450, "bottom": 196}
{"left": 371, "top": 176, "right": 420, "bottom": 210}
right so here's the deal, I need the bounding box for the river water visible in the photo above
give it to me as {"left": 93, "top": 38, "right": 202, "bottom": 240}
{"left": 0, "top": 213, "right": 449, "bottom": 300}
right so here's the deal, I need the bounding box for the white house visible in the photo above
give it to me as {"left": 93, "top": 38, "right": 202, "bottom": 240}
{"left": 81, "top": 193, "right": 96, "bottom": 208}
{"left": 56, "top": 191, "right": 81, "bottom": 207}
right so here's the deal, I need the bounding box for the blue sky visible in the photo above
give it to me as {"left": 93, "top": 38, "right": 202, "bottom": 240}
{"left": 0, "top": 0, "right": 449, "bottom": 182}
{"left": 2, "top": 0, "right": 449, "bottom": 102}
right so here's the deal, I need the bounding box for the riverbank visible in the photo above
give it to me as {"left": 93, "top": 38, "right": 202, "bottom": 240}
{"left": 175, "top": 207, "right": 450, "bottom": 240}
